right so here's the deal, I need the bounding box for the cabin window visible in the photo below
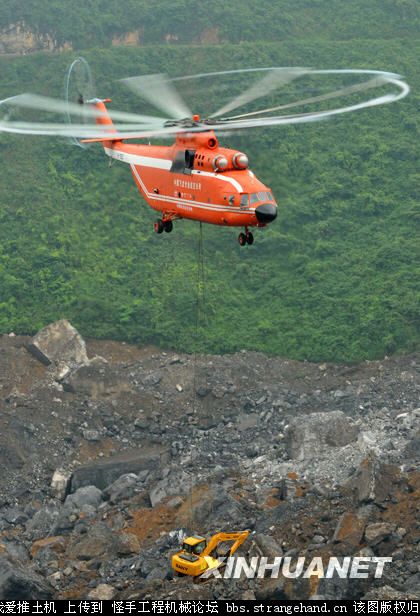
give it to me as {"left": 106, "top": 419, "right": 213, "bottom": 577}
{"left": 185, "top": 150, "right": 195, "bottom": 170}
{"left": 170, "top": 150, "right": 196, "bottom": 174}
{"left": 240, "top": 194, "right": 249, "bottom": 207}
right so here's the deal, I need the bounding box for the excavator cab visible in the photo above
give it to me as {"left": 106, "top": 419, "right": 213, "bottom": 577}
{"left": 182, "top": 536, "right": 207, "bottom": 557}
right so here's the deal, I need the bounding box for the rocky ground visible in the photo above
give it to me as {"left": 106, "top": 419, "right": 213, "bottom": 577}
{"left": 0, "top": 320, "right": 418, "bottom": 600}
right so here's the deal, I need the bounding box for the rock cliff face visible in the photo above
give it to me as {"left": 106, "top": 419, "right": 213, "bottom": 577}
{"left": 111, "top": 30, "right": 143, "bottom": 48}
{"left": 0, "top": 22, "right": 72, "bottom": 55}
{"left": 0, "top": 23, "right": 218, "bottom": 55}
{"left": 0, "top": 323, "right": 418, "bottom": 600}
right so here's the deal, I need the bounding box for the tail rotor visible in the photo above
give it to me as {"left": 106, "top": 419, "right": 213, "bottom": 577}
{"left": 64, "top": 57, "right": 96, "bottom": 148}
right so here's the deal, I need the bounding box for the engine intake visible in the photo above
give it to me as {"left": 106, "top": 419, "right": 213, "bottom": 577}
{"left": 233, "top": 153, "right": 249, "bottom": 169}
{"left": 213, "top": 155, "right": 229, "bottom": 171}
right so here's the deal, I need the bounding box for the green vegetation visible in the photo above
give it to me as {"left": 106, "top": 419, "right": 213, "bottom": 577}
{"left": 1, "top": 0, "right": 419, "bottom": 47}
{"left": 0, "top": 4, "right": 419, "bottom": 363}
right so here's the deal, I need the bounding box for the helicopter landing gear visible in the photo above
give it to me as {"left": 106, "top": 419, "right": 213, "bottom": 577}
{"left": 238, "top": 229, "right": 254, "bottom": 246}
{"left": 154, "top": 219, "right": 173, "bottom": 234}
{"left": 238, "top": 232, "right": 247, "bottom": 246}
{"left": 163, "top": 220, "right": 173, "bottom": 233}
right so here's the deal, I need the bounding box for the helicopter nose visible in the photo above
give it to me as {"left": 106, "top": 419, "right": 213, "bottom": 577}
{"left": 255, "top": 203, "right": 277, "bottom": 223}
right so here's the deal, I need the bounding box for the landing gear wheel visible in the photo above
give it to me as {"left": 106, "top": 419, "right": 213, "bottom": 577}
{"left": 238, "top": 232, "right": 247, "bottom": 246}
{"left": 163, "top": 220, "right": 173, "bottom": 233}
{"left": 246, "top": 231, "right": 254, "bottom": 245}
{"left": 154, "top": 219, "right": 164, "bottom": 234}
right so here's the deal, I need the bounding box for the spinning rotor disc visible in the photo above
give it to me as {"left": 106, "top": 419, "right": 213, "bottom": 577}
{"left": 0, "top": 61, "right": 410, "bottom": 141}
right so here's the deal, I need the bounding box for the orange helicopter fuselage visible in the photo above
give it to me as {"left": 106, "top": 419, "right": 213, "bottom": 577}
{"left": 101, "top": 130, "right": 278, "bottom": 228}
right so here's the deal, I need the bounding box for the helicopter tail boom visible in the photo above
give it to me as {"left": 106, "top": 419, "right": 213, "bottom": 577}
{"left": 85, "top": 98, "right": 118, "bottom": 144}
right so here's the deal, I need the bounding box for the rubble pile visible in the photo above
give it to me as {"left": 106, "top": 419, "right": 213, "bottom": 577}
{"left": 0, "top": 322, "right": 418, "bottom": 599}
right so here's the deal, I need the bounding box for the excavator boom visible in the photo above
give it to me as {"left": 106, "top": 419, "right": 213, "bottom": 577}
{"left": 203, "top": 531, "right": 250, "bottom": 557}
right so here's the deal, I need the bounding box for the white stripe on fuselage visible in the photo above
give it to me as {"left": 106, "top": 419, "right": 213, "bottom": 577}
{"left": 192, "top": 170, "right": 243, "bottom": 192}
{"left": 104, "top": 147, "right": 172, "bottom": 169}
{"left": 104, "top": 146, "right": 244, "bottom": 192}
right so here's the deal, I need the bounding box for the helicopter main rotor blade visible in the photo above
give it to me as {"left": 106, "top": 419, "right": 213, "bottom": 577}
{"left": 224, "top": 75, "right": 388, "bottom": 120}
{"left": 206, "top": 76, "right": 409, "bottom": 131}
{"left": 224, "top": 71, "right": 399, "bottom": 120}
{"left": 0, "top": 119, "right": 175, "bottom": 138}
{"left": 210, "top": 67, "right": 308, "bottom": 118}
{"left": 120, "top": 73, "right": 191, "bottom": 119}
{"left": 0, "top": 93, "right": 165, "bottom": 125}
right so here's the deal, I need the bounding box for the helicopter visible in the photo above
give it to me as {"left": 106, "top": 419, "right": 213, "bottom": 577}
{"left": 0, "top": 61, "right": 409, "bottom": 245}
{"left": 83, "top": 99, "right": 277, "bottom": 246}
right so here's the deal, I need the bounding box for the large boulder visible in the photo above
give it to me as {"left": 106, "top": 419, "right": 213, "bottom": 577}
{"left": 254, "top": 534, "right": 283, "bottom": 559}
{"left": 346, "top": 455, "right": 402, "bottom": 505}
{"left": 117, "top": 533, "right": 141, "bottom": 556}
{"left": 191, "top": 485, "right": 244, "bottom": 527}
{"left": 51, "top": 469, "right": 71, "bottom": 500}
{"left": 0, "top": 557, "right": 53, "bottom": 599}
{"left": 27, "top": 320, "right": 88, "bottom": 367}
{"left": 285, "top": 411, "right": 359, "bottom": 461}
{"left": 30, "top": 536, "right": 66, "bottom": 559}
{"left": 149, "top": 471, "right": 190, "bottom": 508}
{"left": 103, "top": 473, "right": 139, "bottom": 504}
{"left": 66, "top": 523, "right": 121, "bottom": 562}
{"left": 364, "top": 522, "right": 397, "bottom": 547}
{"left": 70, "top": 448, "right": 169, "bottom": 492}
{"left": 24, "top": 504, "right": 61, "bottom": 540}
{"left": 332, "top": 512, "right": 366, "bottom": 553}
{"left": 64, "top": 486, "right": 103, "bottom": 511}
{"left": 62, "top": 356, "right": 131, "bottom": 397}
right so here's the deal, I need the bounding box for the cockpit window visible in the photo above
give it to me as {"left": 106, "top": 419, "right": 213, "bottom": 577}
{"left": 249, "top": 191, "right": 276, "bottom": 203}
{"left": 242, "top": 192, "right": 277, "bottom": 205}
{"left": 259, "top": 191, "right": 274, "bottom": 201}
{"left": 249, "top": 193, "right": 259, "bottom": 205}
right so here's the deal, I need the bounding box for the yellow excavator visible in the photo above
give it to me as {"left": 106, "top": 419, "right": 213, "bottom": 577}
{"left": 172, "top": 530, "right": 250, "bottom": 578}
